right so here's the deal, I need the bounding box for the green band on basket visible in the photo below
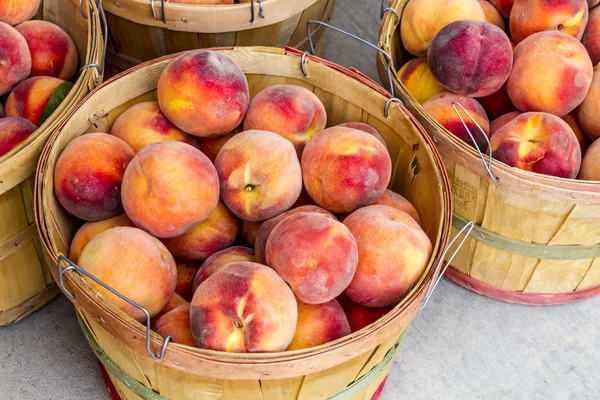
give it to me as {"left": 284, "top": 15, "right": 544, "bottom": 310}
{"left": 77, "top": 312, "right": 406, "bottom": 400}
{"left": 453, "top": 213, "right": 600, "bottom": 260}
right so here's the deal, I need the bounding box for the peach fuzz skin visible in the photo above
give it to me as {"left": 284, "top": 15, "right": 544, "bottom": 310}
{"left": 562, "top": 113, "right": 590, "bottom": 154}
{"left": 16, "top": 20, "right": 78, "bottom": 81}
{"left": 0, "top": 22, "right": 31, "bottom": 96}
{"left": 5, "top": 76, "right": 64, "bottom": 125}
{"left": 373, "top": 190, "right": 421, "bottom": 226}
{"left": 77, "top": 227, "right": 177, "bottom": 322}
{"left": 175, "top": 261, "right": 201, "bottom": 301}
{"left": 507, "top": 31, "right": 593, "bottom": 117}
{"left": 583, "top": 5, "right": 600, "bottom": 66}
{"left": 343, "top": 206, "right": 432, "bottom": 308}
{"left": 338, "top": 122, "right": 387, "bottom": 148}
{"left": 491, "top": 112, "right": 581, "bottom": 179}
{"left": 301, "top": 127, "right": 392, "bottom": 214}
{"left": 0, "top": 116, "right": 37, "bottom": 157}
{"left": 69, "top": 214, "right": 134, "bottom": 264}
{"left": 215, "top": 130, "right": 302, "bottom": 222}
{"left": 54, "top": 133, "right": 134, "bottom": 221}
{"left": 190, "top": 262, "right": 297, "bottom": 353}
{"left": 157, "top": 50, "right": 249, "bottom": 138}
{"left": 198, "top": 130, "right": 239, "bottom": 163}
{"left": 477, "top": 0, "right": 505, "bottom": 31}
{"left": 121, "top": 141, "right": 220, "bottom": 239}
{"left": 337, "top": 294, "right": 394, "bottom": 333}
{"left": 266, "top": 213, "right": 358, "bottom": 304}
{"left": 110, "top": 101, "right": 199, "bottom": 153}
{"left": 155, "top": 304, "right": 196, "bottom": 347}
{"left": 400, "top": 0, "right": 485, "bottom": 57}
{"left": 0, "top": 0, "right": 40, "bottom": 26}
{"left": 243, "top": 84, "right": 327, "bottom": 156}
{"left": 576, "top": 65, "right": 600, "bottom": 140}
{"left": 578, "top": 139, "right": 600, "bottom": 180}
{"left": 287, "top": 299, "right": 351, "bottom": 351}
{"left": 397, "top": 58, "right": 447, "bottom": 104}
{"left": 479, "top": 84, "right": 517, "bottom": 120}
{"left": 489, "top": 0, "right": 515, "bottom": 18}
{"left": 191, "top": 246, "right": 255, "bottom": 294}
{"left": 240, "top": 220, "right": 261, "bottom": 248}
{"left": 151, "top": 293, "right": 187, "bottom": 327}
{"left": 490, "top": 112, "right": 521, "bottom": 137}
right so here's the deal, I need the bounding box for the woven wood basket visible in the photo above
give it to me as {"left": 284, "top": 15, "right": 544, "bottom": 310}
{"left": 35, "top": 46, "right": 453, "bottom": 399}
{"left": 0, "top": 0, "right": 104, "bottom": 325}
{"left": 377, "top": 0, "right": 600, "bottom": 305}
{"left": 103, "top": 0, "right": 336, "bottom": 77}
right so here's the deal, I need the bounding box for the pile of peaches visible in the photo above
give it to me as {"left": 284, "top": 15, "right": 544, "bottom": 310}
{"left": 0, "top": 0, "right": 78, "bottom": 157}
{"left": 57, "top": 50, "right": 432, "bottom": 353}
{"left": 398, "top": 0, "right": 600, "bottom": 180}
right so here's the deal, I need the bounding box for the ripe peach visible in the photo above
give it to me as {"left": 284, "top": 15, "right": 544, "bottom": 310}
{"left": 69, "top": 214, "right": 134, "bottom": 264}
{"left": 266, "top": 213, "right": 358, "bottom": 304}
{"left": 478, "top": 0, "right": 506, "bottom": 31}
{"left": 110, "top": 101, "right": 199, "bottom": 153}
{"left": 0, "top": 22, "right": 31, "bottom": 95}
{"left": 0, "top": 116, "right": 36, "bottom": 157}
{"left": 576, "top": 65, "right": 600, "bottom": 140}
{"left": 121, "top": 141, "right": 220, "bottom": 238}
{"left": 489, "top": 0, "right": 515, "bottom": 18}
{"left": 302, "top": 127, "right": 392, "bottom": 214}
{"left": 578, "top": 138, "right": 600, "bottom": 180}
{"left": 15, "top": 20, "right": 78, "bottom": 81}
{"left": 5, "top": 76, "right": 64, "bottom": 125}
{"left": 243, "top": 85, "right": 327, "bottom": 156}
{"left": 563, "top": 113, "right": 590, "bottom": 154}
{"left": 490, "top": 111, "right": 521, "bottom": 137}
{"left": 373, "top": 190, "right": 421, "bottom": 226}
{"left": 400, "top": 0, "right": 486, "bottom": 56}
{"left": 491, "top": 112, "right": 581, "bottom": 178}
{"left": 582, "top": 5, "right": 600, "bottom": 66}
{"left": 191, "top": 246, "right": 255, "bottom": 293}
{"left": 198, "top": 129, "right": 239, "bottom": 162}
{"left": 478, "top": 84, "right": 517, "bottom": 119}
{"left": 152, "top": 292, "right": 187, "bottom": 325}
{"left": 162, "top": 201, "right": 239, "bottom": 261}
{"left": 507, "top": 31, "right": 593, "bottom": 117}
{"left": 175, "top": 261, "right": 201, "bottom": 301}
{"left": 54, "top": 133, "right": 134, "bottom": 221}
{"left": 155, "top": 304, "right": 196, "bottom": 347}
{"left": 157, "top": 50, "right": 249, "bottom": 138}
{"left": 0, "top": 0, "right": 40, "bottom": 26}
{"left": 337, "top": 294, "right": 394, "bottom": 333}
{"left": 510, "top": 0, "right": 588, "bottom": 44}
{"left": 240, "top": 220, "right": 261, "bottom": 247}
{"left": 287, "top": 299, "right": 350, "bottom": 350}
{"left": 338, "top": 122, "right": 387, "bottom": 148}
{"left": 422, "top": 93, "right": 490, "bottom": 150}
{"left": 344, "top": 206, "right": 432, "bottom": 308}
{"left": 190, "top": 262, "right": 297, "bottom": 352}
{"left": 78, "top": 227, "right": 177, "bottom": 322}
{"left": 215, "top": 130, "right": 302, "bottom": 221}
{"left": 254, "top": 205, "right": 336, "bottom": 265}
{"left": 590, "top": 0, "right": 600, "bottom": 7}
{"left": 428, "top": 20, "right": 513, "bottom": 97}
{"left": 397, "top": 58, "right": 447, "bottom": 104}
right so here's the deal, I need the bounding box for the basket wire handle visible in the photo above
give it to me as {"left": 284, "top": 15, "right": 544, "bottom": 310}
{"left": 150, "top": 0, "right": 167, "bottom": 24}
{"left": 416, "top": 221, "right": 475, "bottom": 310}
{"left": 249, "top": 0, "right": 265, "bottom": 24}
{"left": 57, "top": 255, "right": 172, "bottom": 360}
{"left": 380, "top": 0, "right": 399, "bottom": 23}
{"left": 452, "top": 101, "right": 500, "bottom": 182}
{"left": 80, "top": 0, "right": 108, "bottom": 76}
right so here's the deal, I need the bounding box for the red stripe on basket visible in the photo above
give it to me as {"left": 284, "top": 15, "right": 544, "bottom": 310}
{"left": 371, "top": 375, "right": 389, "bottom": 400}
{"left": 98, "top": 362, "right": 121, "bottom": 400}
{"left": 445, "top": 266, "right": 600, "bottom": 305}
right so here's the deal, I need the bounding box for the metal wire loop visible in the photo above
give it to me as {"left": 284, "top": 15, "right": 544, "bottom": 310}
{"left": 384, "top": 98, "right": 404, "bottom": 118}
{"left": 300, "top": 51, "right": 309, "bottom": 76}
{"left": 249, "top": 0, "right": 265, "bottom": 24}
{"left": 79, "top": 0, "right": 88, "bottom": 19}
{"left": 150, "top": 0, "right": 167, "bottom": 23}
{"left": 380, "top": 0, "right": 398, "bottom": 23}
{"left": 80, "top": 0, "right": 108, "bottom": 75}
{"left": 57, "top": 256, "right": 172, "bottom": 360}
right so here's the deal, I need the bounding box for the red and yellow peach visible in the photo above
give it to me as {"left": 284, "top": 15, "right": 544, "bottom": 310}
{"left": 155, "top": 304, "right": 196, "bottom": 347}
{"left": 287, "top": 299, "right": 350, "bottom": 350}
{"left": 373, "top": 189, "right": 421, "bottom": 226}
{"left": 0, "top": 22, "right": 31, "bottom": 95}
{"left": 397, "top": 58, "right": 447, "bottom": 104}
{"left": 191, "top": 246, "right": 255, "bottom": 293}
{"left": 576, "top": 65, "right": 600, "bottom": 140}
{"left": 198, "top": 129, "right": 239, "bottom": 162}
{"left": 69, "top": 214, "right": 134, "bottom": 264}
{"left": 578, "top": 138, "right": 600, "bottom": 180}
{"left": 0, "top": 0, "right": 40, "bottom": 26}
{"left": 582, "top": 5, "right": 600, "bottom": 66}
{"left": 5, "top": 76, "right": 64, "bottom": 125}
{"left": 175, "top": 261, "right": 201, "bottom": 301}
{"left": 0, "top": 116, "right": 36, "bottom": 157}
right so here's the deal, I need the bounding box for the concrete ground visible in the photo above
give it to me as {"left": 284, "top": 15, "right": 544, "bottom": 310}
{"left": 1, "top": 3, "right": 599, "bottom": 399}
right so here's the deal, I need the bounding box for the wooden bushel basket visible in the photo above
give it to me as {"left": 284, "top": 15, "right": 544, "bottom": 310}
{"left": 103, "top": 0, "right": 336, "bottom": 77}
{"left": 35, "top": 46, "right": 453, "bottom": 399}
{"left": 378, "top": 0, "right": 600, "bottom": 305}
{"left": 0, "top": 0, "right": 104, "bottom": 325}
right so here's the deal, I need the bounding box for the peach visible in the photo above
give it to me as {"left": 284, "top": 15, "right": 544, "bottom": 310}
{"left": 78, "top": 227, "right": 177, "bottom": 321}
{"left": 243, "top": 85, "right": 327, "bottom": 156}
{"left": 190, "top": 262, "right": 297, "bottom": 352}
{"left": 507, "top": 31, "right": 593, "bottom": 117}
{"left": 266, "top": 213, "right": 358, "bottom": 304}
{"left": 489, "top": 0, "right": 515, "bottom": 18}
{"left": 5, "top": 76, "right": 64, "bottom": 125}
{"left": 155, "top": 304, "right": 196, "bottom": 347}
{"left": 344, "top": 206, "right": 432, "bottom": 308}
{"left": 69, "top": 214, "right": 134, "bottom": 264}
{"left": 15, "top": 20, "right": 78, "bottom": 81}
{"left": 578, "top": 138, "right": 600, "bottom": 180}
{"left": 590, "top": 0, "right": 600, "bottom": 7}
{"left": 479, "top": 84, "right": 517, "bottom": 119}
{"left": 563, "top": 113, "right": 590, "bottom": 154}
{"left": 0, "top": 0, "right": 39, "bottom": 26}
{"left": 240, "top": 220, "right": 261, "bottom": 247}
{"left": 337, "top": 294, "right": 394, "bottom": 333}
{"left": 152, "top": 292, "right": 187, "bottom": 325}
{"left": 161, "top": 201, "right": 239, "bottom": 261}
{"left": 191, "top": 246, "right": 255, "bottom": 293}
{"left": 215, "top": 130, "right": 302, "bottom": 221}
{"left": 338, "top": 122, "right": 387, "bottom": 148}
{"left": 0, "top": 116, "right": 36, "bottom": 157}
{"left": 291, "top": 186, "right": 316, "bottom": 208}
{"left": 198, "top": 129, "right": 239, "bottom": 162}
{"left": 175, "top": 261, "right": 201, "bottom": 301}
{"left": 397, "top": 58, "right": 447, "bottom": 104}
{"left": 302, "top": 127, "right": 392, "bottom": 214}
{"left": 157, "top": 49, "right": 249, "bottom": 138}
{"left": 373, "top": 190, "right": 421, "bottom": 226}
{"left": 0, "top": 22, "right": 31, "bottom": 95}
{"left": 254, "top": 205, "right": 336, "bottom": 265}
{"left": 400, "top": 0, "right": 486, "bottom": 56}
{"left": 110, "top": 101, "right": 199, "bottom": 153}
{"left": 510, "top": 0, "right": 588, "bottom": 44}
{"left": 121, "top": 141, "right": 220, "bottom": 238}
{"left": 582, "top": 5, "right": 600, "bottom": 66}
{"left": 287, "top": 299, "right": 350, "bottom": 350}
{"left": 490, "top": 111, "right": 521, "bottom": 137}
{"left": 54, "top": 133, "right": 134, "bottom": 221}
{"left": 478, "top": 0, "right": 506, "bottom": 31}
{"left": 576, "top": 65, "right": 600, "bottom": 140}
{"left": 428, "top": 20, "right": 513, "bottom": 97}
{"left": 422, "top": 93, "right": 490, "bottom": 150}
{"left": 0, "top": 104, "right": 4, "bottom": 118}
{"left": 491, "top": 112, "right": 581, "bottom": 178}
